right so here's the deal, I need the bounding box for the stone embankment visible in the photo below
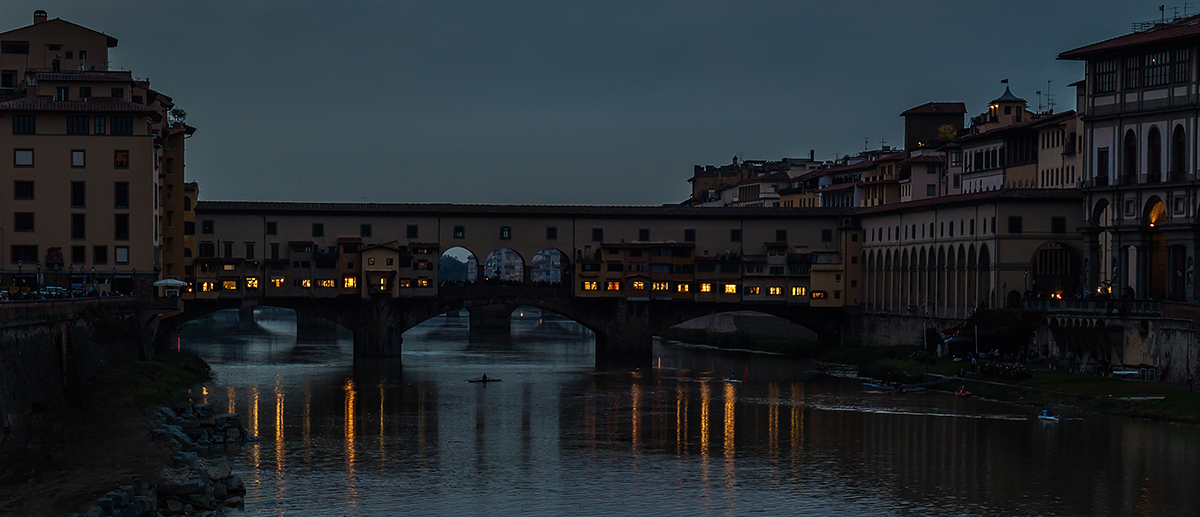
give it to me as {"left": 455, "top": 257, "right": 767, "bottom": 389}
{"left": 72, "top": 403, "right": 257, "bottom": 517}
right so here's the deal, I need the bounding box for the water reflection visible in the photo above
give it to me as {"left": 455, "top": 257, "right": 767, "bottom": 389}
{"left": 177, "top": 309, "right": 1200, "bottom": 517}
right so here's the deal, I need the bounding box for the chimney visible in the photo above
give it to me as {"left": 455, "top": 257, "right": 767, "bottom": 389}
{"left": 33, "top": 10, "right": 47, "bottom": 24}
{"left": 809, "top": 149, "right": 815, "bottom": 162}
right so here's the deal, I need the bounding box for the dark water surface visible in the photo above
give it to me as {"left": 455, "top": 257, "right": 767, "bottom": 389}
{"left": 177, "top": 308, "right": 1199, "bottom": 516}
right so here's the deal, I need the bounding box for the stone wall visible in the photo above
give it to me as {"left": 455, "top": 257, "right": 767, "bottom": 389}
{"left": 0, "top": 298, "right": 146, "bottom": 445}
{"left": 860, "top": 313, "right": 956, "bottom": 348}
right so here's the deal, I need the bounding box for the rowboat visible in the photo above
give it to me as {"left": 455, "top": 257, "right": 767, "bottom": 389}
{"left": 954, "top": 386, "right": 972, "bottom": 397}
{"left": 468, "top": 377, "right": 502, "bottom": 383}
{"left": 1038, "top": 409, "right": 1059, "bottom": 422}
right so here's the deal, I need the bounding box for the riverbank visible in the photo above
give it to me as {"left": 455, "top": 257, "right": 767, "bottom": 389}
{"left": 822, "top": 344, "right": 1199, "bottom": 424}
{"left": 0, "top": 351, "right": 212, "bottom": 516}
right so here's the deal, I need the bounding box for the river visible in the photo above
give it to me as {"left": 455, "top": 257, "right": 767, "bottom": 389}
{"left": 176, "top": 308, "right": 1199, "bottom": 516}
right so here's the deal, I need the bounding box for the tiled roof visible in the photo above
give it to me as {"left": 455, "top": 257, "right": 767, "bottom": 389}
{"left": 991, "top": 86, "right": 1025, "bottom": 104}
{"left": 900, "top": 102, "right": 967, "bottom": 116}
{"left": 956, "top": 110, "right": 1076, "bottom": 144}
{"left": 32, "top": 72, "right": 133, "bottom": 82}
{"left": 903, "top": 154, "right": 945, "bottom": 164}
{"left": 0, "top": 95, "right": 157, "bottom": 114}
{"left": 1059, "top": 15, "right": 1200, "bottom": 59}
{"left": 198, "top": 201, "right": 857, "bottom": 218}
{"left": 855, "top": 188, "right": 1083, "bottom": 215}
{"left": 0, "top": 18, "right": 118, "bottom": 47}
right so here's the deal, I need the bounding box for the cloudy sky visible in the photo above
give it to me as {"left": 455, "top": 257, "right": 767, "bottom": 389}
{"left": 1, "top": 1, "right": 1168, "bottom": 205}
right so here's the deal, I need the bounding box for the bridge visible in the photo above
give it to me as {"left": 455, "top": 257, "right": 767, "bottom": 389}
{"left": 171, "top": 202, "right": 863, "bottom": 360}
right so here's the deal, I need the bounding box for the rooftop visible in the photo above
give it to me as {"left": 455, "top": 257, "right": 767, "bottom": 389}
{"left": 0, "top": 95, "right": 157, "bottom": 115}
{"left": 1059, "top": 14, "right": 1200, "bottom": 59}
{"left": 900, "top": 102, "right": 967, "bottom": 116}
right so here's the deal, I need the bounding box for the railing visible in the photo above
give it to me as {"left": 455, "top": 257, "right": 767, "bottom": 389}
{"left": 1023, "top": 297, "right": 1162, "bottom": 315}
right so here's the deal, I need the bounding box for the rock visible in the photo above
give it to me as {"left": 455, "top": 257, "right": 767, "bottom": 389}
{"left": 223, "top": 496, "right": 243, "bottom": 507}
{"left": 166, "top": 499, "right": 185, "bottom": 513}
{"left": 223, "top": 475, "right": 246, "bottom": 496}
{"left": 225, "top": 427, "right": 241, "bottom": 440}
{"left": 204, "top": 458, "right": 232, "bottom": 480}
{"left": 97, "top": 497, "right": 113, "bottom": 512}
{"left": 85, "top": 506, "right": 102, "bottom": 517}
{"left": 107, "top": 489, "right": 129, "bottom": 507}
{"left": 159, "top": 477, "right": 206, "bottom": 496}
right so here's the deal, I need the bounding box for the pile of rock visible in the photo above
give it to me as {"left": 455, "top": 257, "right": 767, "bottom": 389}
{"left": 71, "top": 403, "right": 257, "bottom": 516}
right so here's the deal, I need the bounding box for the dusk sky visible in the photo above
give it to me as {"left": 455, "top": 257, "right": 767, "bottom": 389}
{"left": 1, "top": 2, "right": 1172, "bottom": 205}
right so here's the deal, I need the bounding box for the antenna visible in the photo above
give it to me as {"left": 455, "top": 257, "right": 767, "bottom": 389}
{"left": 1045, "top": 80, "right": 1056, "bottom": 113}
{"left": 1035, "top": 90, "right": 1043, "bottom": 113}
{"left": 1186, "top": 1, "right": 1194, "bottom": 16}
{"left": 864, "top": 137, "right": 869, "bottom": 151}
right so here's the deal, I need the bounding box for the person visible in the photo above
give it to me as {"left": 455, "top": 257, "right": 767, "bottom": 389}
{"left": 481, "top": 373, "right": 488, "bottom": 381}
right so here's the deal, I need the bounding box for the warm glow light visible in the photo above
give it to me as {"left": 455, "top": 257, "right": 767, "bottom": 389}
{"left": 605, "top": 280, "right": 621, "bottom": 291}
{"left": 769, "top": 286, "right": 782, "bottom": 295}
{"left": 652, "top": 282, "right": 668, "bottom": 291}
{"left": 676, "top": 283, "right": 690, "bottom": 293}
{"left": 746, "top": 286, "right": 760, "bottom": 295}
{"left": 223, "top": 264, "right": 235, "bottom": 271}
{"left": 222, "top": 280, "right": 238, "bottom": 290}
{"left": 301, "top": 279, "right": 312, "bottom": 288}
{"left": 319, "top": 279, "right": 336, "bottom": 288}
{"left": 417, "top": 278, "right": 430, "bottom": 287}
{"left": 201, "top": 281, "right": 215, "bottom": 292}
{"left": 700, "top": 283, "right": 712, "bottom": 293}
{"left": 724, "top": 284, "right": 737, "bottom": 294}
{"left": 245, "top": 277, "right": 259, "bottom": 289}
{"left": 631, "top": 280, "right": 645, "bottom": 290}
{"left": 270, "top": 277, "right": 283, "bottom": 288}
{"left": 582, "top": 281, "right": 598, "bottom": 291}
{"left": 343, "top": 276, "right": 357, "bottom": 289}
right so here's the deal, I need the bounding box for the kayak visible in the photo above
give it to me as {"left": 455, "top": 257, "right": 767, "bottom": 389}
{"left": 954, "top": 388, "right": 972, "bottom": 397}
{"left": 1038, "top": 410, "right": 1059, "bottom": 422}
{"left": 468, "top": 378, "right": 502, "bottom": 383}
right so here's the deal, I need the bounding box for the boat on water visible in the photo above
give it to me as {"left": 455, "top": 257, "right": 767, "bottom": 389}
{"left": 1038, "top": 409, "right": 1059, "bottom": 422}
{"left": 468, "top": 376, "right": 502, "bottom": 383}
{"left": 954, "top": 386, "right": 972, "bottom": 397}
{"left": 863, "top": 381, "right": 906, "bottom": 393}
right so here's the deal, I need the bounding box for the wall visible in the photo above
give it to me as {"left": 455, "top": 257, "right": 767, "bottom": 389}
{"left": 0, "top": 298, "right": 146, "bottom": 446}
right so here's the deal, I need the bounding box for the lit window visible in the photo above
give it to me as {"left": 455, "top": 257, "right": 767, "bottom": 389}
{"left": 582, "top": 281, "right": 599, "bottom": 291}
{"left": 201, "top": 281, "right": 215, "bottom": 292}
{"left": 399, "top": 279, "right": 412, "bottom": 288}
{"left": 746, "top": 286, "right": 760, "bottom": 295}
{"left": 343, "top": 276, "right": 357, "bottom": 289}
{"left": 319, "top": 279, "right": 336, "bottom": 288}
{"left": 222, "top": 280, "right": 238, "bottom": 290}
{"left": 605, "top": 281, "right": 621, "bottom": 291}
{"left": 652, "top": 282, "right": 669, "bottom": 291}
{"left": 378, "top": 277, "right": 389, "bottom": 290}
{"left": 700, "top": 283, "right": 712, "bottom": 293}
{"left": 631, "top": 281, "right": 645, "bottom": 290}
{"left": 223, "top": 264, "right": 235, "bottom": 271}
{"left": 367, "top": 257, "right": 376, "bottom": 266}
{"left": 301, "top": 279, "right": 312, "bottom": 288}
{"left": 114, "top": 150, "right": 129, "bottom": 168}
{"left": 769, "top": 286, "right": 782, "bottom": 295}
{"left": 271, "top": 278, "right": 284, "bottom": 288}
{"left": 677, "top": 283, "right": 690, "bottom": 293}
{"left": 724, "top": 284, "right": 738, "bottom": 294}
{"left": 417, "top": 278, "right": 430, "bottom": 287}
{"left": 791, "top": 286, "right": 807, "bottom": 296}
{"left": 811, "top": 291, "right": 827, "bottom": 299}
{"left": 245, "top": 277, "right": 259, "bottom": 289}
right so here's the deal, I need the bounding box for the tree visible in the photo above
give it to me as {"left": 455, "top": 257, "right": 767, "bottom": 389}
{"left": 936, "top": 124, "right": 958, "bottom": 145}
{"left": 168, "top": 107, "right": 187, "bottom": 125}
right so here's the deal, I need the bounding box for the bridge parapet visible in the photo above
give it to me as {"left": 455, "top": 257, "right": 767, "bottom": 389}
{"left": 1024, "top": 298, "right": 1162, "bottom": 315}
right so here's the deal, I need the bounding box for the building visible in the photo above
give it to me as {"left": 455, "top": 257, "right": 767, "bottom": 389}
{"left": 0, "top": 10, "right": 194, "bottom": 295}
{"left": 1060, "top": 14, "right": 1200, "bottom": 301}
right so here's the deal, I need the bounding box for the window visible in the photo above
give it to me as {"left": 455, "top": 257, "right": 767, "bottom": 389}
{"left": 811, "top": 291, "right": 827, "bottom": 299}
{"left": 1, "top": 41, "right": 29, "bottom": 54}
{"left": 367, "top": 257, "right": 376, "bottom": 266}
{"left": 500, "top": 226, "right": 511, "bottom": 239}
{"left": 769, "top": 286, "right": 782, "bottom": 296}
{"left": 55, "top": 86, "right": 69, "bottom": 102}
{"left": 72, "top": 246, "right": 86, "bottom": 264}
{"left": 14, "top": 212, "right": 33, "bottom": 232}
{"left": 94, "top": 117, "right": 105, "bottom": 135}
{"left": 730, "top": 229, "right": 742, "bottom": 242}
{"left": 312, "top": 223, "right": 324, "bottom": 237}
{"left": 115, "top": 246, "right": 129, "bottom": 264}
{"left": 1008, "top": 216, "right": 1023, "bottom": 234}
{"left": 300, "top": 279, "right": 312, "bottom": 288}
{"left": 66, "top": 150, "right": 85, "bottom": 169}
{"left": 70, "top": 181, "right": 86, "bottom": 207}
{"left": 630, "top": 280, "right": 645, "bottom": 290}
{"left": 791, "top": 286, "right": 807, "bottom": 296}
{"left": 677, "top": 283, "right": 690, "bottom": 293}
{"left": 546, "top": 226, "right": 557, "bottom": 240}
{"left": 453, "top": 225, "right": 465, "bottom": 239}
{"left": 111, "top": 116, "right": 133, "bottom": 135}
{"left": 386, "top": 258, "right": 394, "bottom": 265}
{"left": 1051, "top": 217, "right": 1066, "bottom": 234}
{"left": 683, "top": 228, "right": 696, "bottom": 242}
{"left": 745, "top": 286, "right": 760, "bottom": 295}
{"left": 246, "top": 277, "right": 260, "bottom": 289}
{"left": 67, "top": 116, "right": 88, "bottom": 134}
{"left": 639, "top": 229, "right": 650, "bottom": 241}
{"left": 14, "top": 180, "right": 33, "bottom": 199}
{"left": 14, "top": 149, "right": 33, "bottom": 167}
{"left": 581, "top": 281, "right": 598, "bottom": 291}
{"left": 113, "top": 150, "right": 129, "bottom": 168}
{"left": 361, "top": 224, "right": 372, "bottom": 238}
{"left": 407, "top": 224, "right": 418, "bottom": 239}
{"left": 79, "top": 86, "right": 91, "bottom": 99}
{"left": 652, "top": 282, "right": 669, "bottom": 291}
{"left": 0, "top": 70, "right": 15, "bottom": 90}
{"left": 926, "top": 184, "right": 936, "bottom": 196}
{"left": 12, "top": 115, "right": 34, "bottom": 134}
{"left": 592, "top": 228, "right": 603, "bottom": 242}
{"left": 605, "top": 281, "right": 621, "bottom": 291}
{"left": 271, "top": 243, "right": 279, "bottom": 259}
{"left": 114, "top": 182, "right": 129, "bottom": 208}
{"left": 71, "top": 214, "right": 85, "bottom": 239}
{"left": 724, "top": 284, "right": 738, "bottom": 294}
{"left": 111, "top": 88, "right": 123, "bottom": 99}
{"left": 223, "top": 280, "right": 239, "bottom": 290}
{"left": 245, "top": 243, "right": 255, "bottom": 260}
{"left": 821, "top": 229, "right": 833, "bottom": 242}
{"left": 606, "top": 262, "right": 622, "bottom": 272}
{"left": 114, "top": 214, "right": 129, "bottom": 240}
{"left": 223, "top": 242, "right": 234, "bottom": 258}
{"left": 776, "top": 229, "right": 787, "bottom": 242}
{"left": 201, "top": 220, "right": 214, "bottom": 234}
{"left": 93, "top": 245, "right": 108, "bottom": 264}
{"left": 266, "top": 221, "right": 277, "bottom": 235}
{"left": 700, "top": 283, "right": 713, "bottom": 293}
{"left": 343, "top": 276, "right": 357, "bottom": 289}
{"left": 10, "top": 245, "right": 37, "bottom": 263}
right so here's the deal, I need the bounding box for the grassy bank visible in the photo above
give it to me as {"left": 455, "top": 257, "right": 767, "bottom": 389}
{"left": 660, "top": 328, "right": 822, "bottom": 356}
{"left": 0, "top": 351, "right": 213, "bottom": 516}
